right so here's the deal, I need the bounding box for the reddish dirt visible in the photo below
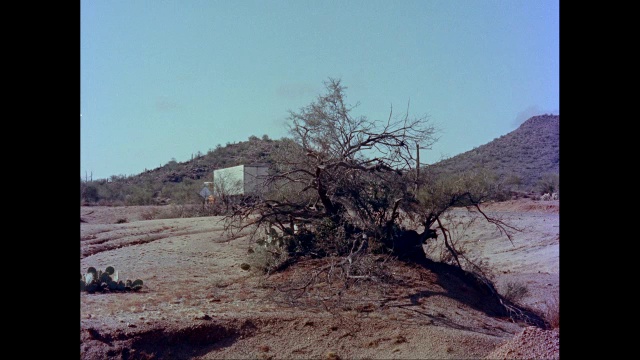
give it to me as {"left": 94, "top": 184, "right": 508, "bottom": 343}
{"left": 80, "top": 198, "right": 559, "bottom": 359}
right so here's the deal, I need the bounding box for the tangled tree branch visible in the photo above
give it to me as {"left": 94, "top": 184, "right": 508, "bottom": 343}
{"left": 223, "top": 78, "right": 522, "bottom": 280}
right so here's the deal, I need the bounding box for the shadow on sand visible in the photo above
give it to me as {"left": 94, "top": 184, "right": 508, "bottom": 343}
{"left": 393, "top": 256, "right": 549, "bottom": 331}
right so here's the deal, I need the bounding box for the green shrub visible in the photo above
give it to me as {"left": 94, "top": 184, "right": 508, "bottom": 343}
{"left": 82, "top": 185, "right": 99, "bottom": 203}
{"left": 535, "top": 173, "right": 559, "bottom": 195}
{"left": 125, "top": 187, "right": 154, "bottom": 205}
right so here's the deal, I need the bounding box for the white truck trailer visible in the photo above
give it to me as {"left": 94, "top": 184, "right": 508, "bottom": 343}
{"left": 212, "top": 164, "right": 269, "bottom": 197}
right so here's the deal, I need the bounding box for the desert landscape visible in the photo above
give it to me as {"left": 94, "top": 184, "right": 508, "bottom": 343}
{"left": 80, "top": 197, "right": 559, "bottom": 359}
{"left": 81, "top": 3, "right": 559, "bottom": 358}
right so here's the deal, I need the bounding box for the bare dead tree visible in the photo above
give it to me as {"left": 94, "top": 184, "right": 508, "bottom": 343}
{"left": 409, "top": 167, "right": 523, "bottom": 267}
{"left": 225, "top": 78, "right": 438, "bottom": 254}
{"left": 225, "top": 78, "right": 521, "bottom": 271}
{"left": 218, "top": 79, "right": 538, "bottom": 327}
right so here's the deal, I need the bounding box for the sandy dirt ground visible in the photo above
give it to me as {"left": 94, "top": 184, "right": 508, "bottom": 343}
{"left": 80, "top": 198, "right": 559, "bottom": 359}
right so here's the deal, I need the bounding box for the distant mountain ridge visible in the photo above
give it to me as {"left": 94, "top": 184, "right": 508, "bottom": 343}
{"left": 426, "top": 114, "right": 559, "bottom": 190}
{"left": 81, "top": 115, "right": 559, "bottom": 204}
{"left": 111, "top": 136, "right": 280, "bottom": 185}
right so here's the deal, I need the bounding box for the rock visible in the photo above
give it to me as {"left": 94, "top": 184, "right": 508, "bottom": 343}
{"left": 196, "top": 314, "right": 212, "bottom": 320}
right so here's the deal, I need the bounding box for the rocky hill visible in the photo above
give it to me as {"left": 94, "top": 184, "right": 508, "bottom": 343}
{"left": 426, "top": 114, "right": 559, "bottom": 191}
{"left": 120, "top": 136, "right": 281, "bottom": 185}
{"left": 81, "top": 115, "right": 559, "bottom": 204}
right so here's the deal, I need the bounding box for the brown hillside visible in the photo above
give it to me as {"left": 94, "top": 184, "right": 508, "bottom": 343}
{"left": 428, "top": 114, "right": 559, "bottom": 190}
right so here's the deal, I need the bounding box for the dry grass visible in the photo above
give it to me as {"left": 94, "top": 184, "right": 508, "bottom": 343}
{"left": 140, "top": 204, "right": 209, "bottom": 220}
{"left": 247, "top": 246, "right": 290, "bottom": 274}
{"left": 541, "top": 294, "right": 559, "bottom": 329}
{"left": 141, "top": 208, "right": 159, "bottom": 220}
{"left": 501, "top": 280, "right": 530, "bottom": 303}
{"left": 325, "top": 351, "right": 341, "bottom": 360}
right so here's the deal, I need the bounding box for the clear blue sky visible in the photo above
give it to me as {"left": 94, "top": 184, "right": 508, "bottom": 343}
{"left": 81, "top": 0, "right": 559, "bottom": 181}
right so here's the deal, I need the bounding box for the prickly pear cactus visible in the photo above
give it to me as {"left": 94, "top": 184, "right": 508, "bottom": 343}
{"left": 85, "top": 282, "right": 99, "bottom": 293}
{"left": 84, "top": 272, "right": 95, "bottom": 284}
{"left": 131, "top": 279, "right": 144, "bottom": 291}
{"left": 107, "top": 280, "right": 118, "bottom": 291}
{"left": 100, "top": 272, "right": 112, "bottom": 284}
{"left": 80, "top": 266, "right": 143, "bottom": 293}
